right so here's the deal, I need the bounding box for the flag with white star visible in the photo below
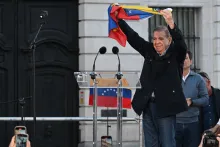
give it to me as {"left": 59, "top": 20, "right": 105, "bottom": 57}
{"left": 108, "top": 4, "right": 166, "bottom": 47}
{"left": 89, "top": 88, "right": 132, "bottom": 108}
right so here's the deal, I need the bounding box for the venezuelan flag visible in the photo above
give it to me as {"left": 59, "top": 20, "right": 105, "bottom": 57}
{"left": 89, "top": 88, "right": 132, "bottom": 109}
{"left": 108, "top": 4, "right": 166, "bottom": 47}
{"left": 89, "top": 77, "right": 132, "bottom": 108}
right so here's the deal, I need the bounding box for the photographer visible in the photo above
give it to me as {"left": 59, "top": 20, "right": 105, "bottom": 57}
{"left": 210, "top": 119, "right": 220, "bottom": 135}
{"left": 8, "top": 135, "right": 31, "bottom": 147}
{"left": 198, "top": 132, "right": 220, "bottom": 147}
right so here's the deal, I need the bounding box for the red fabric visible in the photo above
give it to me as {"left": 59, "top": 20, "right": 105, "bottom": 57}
{"left": 109, "top": 6, "right": 140, "bottom": 47}
{"left": 89, "top": 95, "right": 131, "bottom": 109}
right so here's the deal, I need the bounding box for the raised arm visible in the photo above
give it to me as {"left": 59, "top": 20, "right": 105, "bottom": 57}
{"left": 160, "top": 10, "right": 187, "bottom": 63}
{"left": 117, "top": 19, "right": 153, "bottom": 57}
{"left": 168, "top": 24, "right": 187, "bottom": 63}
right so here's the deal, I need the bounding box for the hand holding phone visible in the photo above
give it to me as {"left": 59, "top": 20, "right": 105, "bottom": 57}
{"left": 8, "top": 134, "right": 31, "bottom": 147}
{"left": 101, "top": 136, "right": 112, "bottom": 147}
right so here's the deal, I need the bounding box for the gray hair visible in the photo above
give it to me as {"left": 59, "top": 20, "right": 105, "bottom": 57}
{"left": 153, "top": 25, "right": 171, "bottom": 38}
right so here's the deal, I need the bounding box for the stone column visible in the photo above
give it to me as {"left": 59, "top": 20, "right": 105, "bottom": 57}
{"left": 213, "top": 0, "right": 220, "bottom": 87}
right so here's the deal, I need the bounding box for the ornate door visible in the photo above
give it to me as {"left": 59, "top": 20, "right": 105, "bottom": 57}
{"left": 0, "top": 0, "right": 79, "bottom": 146}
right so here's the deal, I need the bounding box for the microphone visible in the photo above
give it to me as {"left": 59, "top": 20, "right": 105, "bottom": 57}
{"left": 112, "top": 46, "right": 120, "bottom": 72}
{"left": 92, "top": 46, "right": 107, "bottom": 72}
{"left": 40, "top": 10, "right": 48, "bottom": 19}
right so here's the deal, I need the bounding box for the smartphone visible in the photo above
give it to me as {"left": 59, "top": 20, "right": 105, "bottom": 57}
{"left": 15, "top": 133, "right": 28, "bottom": 146}
{"left": 101, "top": 136, "right": 112, "bottom": 147}
{"left": 14, "top": 126, "right": 27, "bottom": 135}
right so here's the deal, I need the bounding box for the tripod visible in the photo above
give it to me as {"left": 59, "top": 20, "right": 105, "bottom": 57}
{"left": 0, "top": 96, "right": 31, "bottom": 147}
{"left": 0, "top": 96, "right": 31, "bottom": 124}
{"left": 28, "top": 10, "right": 47, "bottom": 147}
{"left": 19, "top": 97, "right": 29, "bottom": 125}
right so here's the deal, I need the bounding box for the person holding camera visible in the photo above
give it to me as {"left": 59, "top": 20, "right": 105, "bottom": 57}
{"left": 210, "top": 119, "right": 220, "bottom": 135}
{"left": 198, "top": 132, "right": 220, "bottom": 147}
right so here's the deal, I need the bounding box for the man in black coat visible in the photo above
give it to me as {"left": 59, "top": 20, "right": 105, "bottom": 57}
{"left": 116, "top": 9, "right": 188, "bottom": 147}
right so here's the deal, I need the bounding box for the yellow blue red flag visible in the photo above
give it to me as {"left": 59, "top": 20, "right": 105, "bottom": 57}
{"left": 89, "top": 78, "right": 132, "bottom": 108}
{"left": 89, "top": 88, "right": 132, "bottom": 108}
{"left": 108, "top": 4, "right": 170, "bottom": 47}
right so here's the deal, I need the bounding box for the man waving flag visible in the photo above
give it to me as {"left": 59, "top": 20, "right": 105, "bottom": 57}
{"left": 108, "top": 3, "right": 172, "bottom": 47}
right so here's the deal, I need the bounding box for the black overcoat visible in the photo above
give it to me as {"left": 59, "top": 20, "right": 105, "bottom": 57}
{"left": 118, "top": 20, "right": 188, "bottom": 118}
{"left": 200, "top": 87, "right": 220, "bottom": 132}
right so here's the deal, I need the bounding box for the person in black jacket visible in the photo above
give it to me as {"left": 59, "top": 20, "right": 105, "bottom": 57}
{"left": 115, "top": 9, "right": 188, "bottom": 147}
{"left": 198, "top": 72, "right": 220, "bottom": 133}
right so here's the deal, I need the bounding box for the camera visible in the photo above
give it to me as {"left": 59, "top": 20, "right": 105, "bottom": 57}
{"left": 203, "top": 130, "right": 219, "bottom": 147}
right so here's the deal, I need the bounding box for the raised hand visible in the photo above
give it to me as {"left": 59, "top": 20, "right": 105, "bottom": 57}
{"left": 160, "top": 9, "right": 174, "bottom": 29}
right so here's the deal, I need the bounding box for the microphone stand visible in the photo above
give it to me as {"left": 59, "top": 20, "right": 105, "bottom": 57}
{"left": 90, "top": 51, "right": 99, "bottom": 147}
{"left": 89, "top": 47, "right": 106, "bottom": 147}
{"left": 90, "top": 71, "right": 98, "bottom": 147}
{"left": 115, "top": 54, "right": 123, "bottom": 147}
{"left": 29, "top": 17, "right": 46, "bottom": 147}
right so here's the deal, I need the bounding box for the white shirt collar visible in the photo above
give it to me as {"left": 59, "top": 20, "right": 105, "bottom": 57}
{"left": 182, "top": 70, "right": 190, "bottom": 82}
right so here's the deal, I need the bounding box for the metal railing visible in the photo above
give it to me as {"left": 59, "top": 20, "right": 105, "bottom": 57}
{"left": 0, "top": 116, "right": 144, "bottom": 147}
